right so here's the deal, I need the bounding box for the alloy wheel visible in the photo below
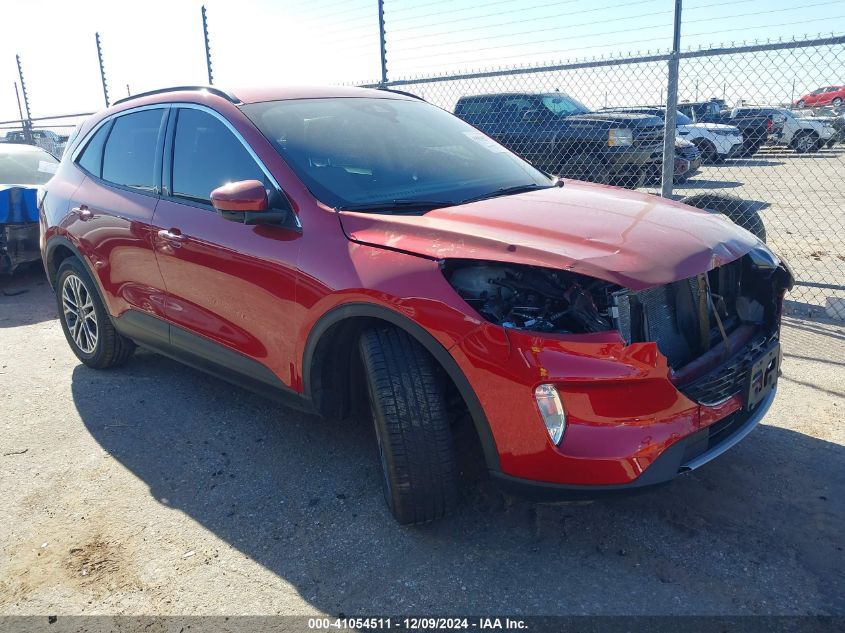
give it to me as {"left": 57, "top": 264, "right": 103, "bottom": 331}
{"left": 795, "top": 134, "right": 813, "bottom": 153}
{"left": 61, "top": 273, "right": 98, "bottom": 354}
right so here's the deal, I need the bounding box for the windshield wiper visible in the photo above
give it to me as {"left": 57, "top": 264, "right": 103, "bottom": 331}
{"left": 337, "top": 199, "right": 454, "bottom": 213}
{"left": 458, "top": 181, "right": 560, "bottom": 205}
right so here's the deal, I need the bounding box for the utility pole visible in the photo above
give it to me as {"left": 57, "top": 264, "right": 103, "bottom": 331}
{"left": 202, "top": 5, "right": 214, "bottom": 85}
{"left": 95, "top": 32, "right": 109, "bottom": 107}
{"left": 15, "top": 55, "right": 33, "bottom": 144}
{"left": 377, "top": 0, "right": 388, "bottom": 86}
{"left": 660, "top": 0, "right": 682, "bottom": 198}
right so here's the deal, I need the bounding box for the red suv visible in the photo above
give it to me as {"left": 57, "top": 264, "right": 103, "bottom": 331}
{"left": 41, "top": 86, "right": 792, "bottom": 524}
{"left": 795, "top": 85, "right": 845, "bottom": 108}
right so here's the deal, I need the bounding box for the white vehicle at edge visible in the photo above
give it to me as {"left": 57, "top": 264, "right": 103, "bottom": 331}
{"left": 674, "top": 110, "right": 743, "bottom": 162}
{"left": 772, "top": 108, "right": 837, "bottom": 153}
{"left": 600, "top": 107, "right": 743, "bottom": 163}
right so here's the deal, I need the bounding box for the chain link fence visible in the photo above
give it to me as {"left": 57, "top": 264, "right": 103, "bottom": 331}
{"left": 3, "top": 13, "right": 843, "bottom": 318}
{"left": 363, "top": 36, "right": 845, "bottom": 318}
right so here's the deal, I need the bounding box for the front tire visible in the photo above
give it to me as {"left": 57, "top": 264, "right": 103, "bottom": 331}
{"left": 56, "top": 258, "right": 135, "bottom": 369}
{"left": 359, "top": 327, "right": 458, "bottom": 525}
{"left": 791, "top": 131, "right": 818, "bottom": 154}
{"left": 693, "top": 139, "right": 718, "bottom": 164}
{"left": 832, "top": 97, "right": 842, "bottom": 107}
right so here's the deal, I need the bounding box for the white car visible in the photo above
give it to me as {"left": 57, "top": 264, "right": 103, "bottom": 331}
{"left": 601, "top": 107, "right": 743, "bottom": 163}
{"left": 675, "top": 110, "right": 744, "bottom": 163}
{"left": 772, "top": 108, "right": 837, "bottom": 153}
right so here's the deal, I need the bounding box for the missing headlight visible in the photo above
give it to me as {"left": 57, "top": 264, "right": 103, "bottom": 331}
{"left": 442, "top": 259, "right": 621, "bottom": 334}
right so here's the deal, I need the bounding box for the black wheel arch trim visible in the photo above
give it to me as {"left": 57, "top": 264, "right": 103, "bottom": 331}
{"left": 44, "top": 235, "right": 92, "bottom": 290}
{"left": 302, "top": 302, "right": 502, "bottom": 472}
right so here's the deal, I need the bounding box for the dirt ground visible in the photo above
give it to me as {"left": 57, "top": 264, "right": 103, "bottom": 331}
{"left": 0, "top": 259, "right": 843, "bottom": 617}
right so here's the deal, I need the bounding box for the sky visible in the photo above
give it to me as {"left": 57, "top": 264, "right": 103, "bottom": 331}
{"left": 1, "top": 0, "right": 844, "bottom": 127}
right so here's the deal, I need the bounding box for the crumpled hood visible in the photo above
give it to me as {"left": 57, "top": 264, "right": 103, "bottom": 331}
{"left": 338, "top": 181, "right": 759, "bottom": 290}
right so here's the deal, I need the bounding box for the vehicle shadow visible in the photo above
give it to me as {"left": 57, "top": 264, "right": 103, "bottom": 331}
{"left": 725, "top": 159, "right": 786, "bottom": 167}
{"left": 675, "top": 179, "right": 743, "bottom": 189}
{"left": 70, "top": 351, "right": 845, "bottom": 615}
{"left": 0, "top": 264, "right": 57, "bottom": 328}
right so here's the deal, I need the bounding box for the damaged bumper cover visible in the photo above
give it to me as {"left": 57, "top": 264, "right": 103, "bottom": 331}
{"left": 492, "top": 386, "right": 776, "bottom": 500}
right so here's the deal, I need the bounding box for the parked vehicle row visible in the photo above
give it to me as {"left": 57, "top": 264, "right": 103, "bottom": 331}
{"left": 452, "top": 91, "right": 839, "bottom": 195}
{"left": 2, "top": 129, "right": 68, "bottom": 158}
{"left": 600, "top": 106, "right": 743, "bottom": 163}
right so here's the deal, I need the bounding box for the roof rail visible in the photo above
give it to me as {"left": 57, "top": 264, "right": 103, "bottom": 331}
{"left": 376, "top": 87, "right": 426, "bottom": 102}
{"left": 112, "top": 85, "right": 240, "bottom": 107}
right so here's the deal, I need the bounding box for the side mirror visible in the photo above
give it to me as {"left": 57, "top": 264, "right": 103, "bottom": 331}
{"left": 210, "top": 179, "right": 268, "bottom": 213}
{"left": 522, "top": 109, "right": 542, "bottom": 124}
{"left": 211, "top": 179, "right": 296, "bottom": 227}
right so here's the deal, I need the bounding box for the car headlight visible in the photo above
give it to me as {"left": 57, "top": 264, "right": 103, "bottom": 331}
{"left": 608, "top": 128, "right": 633, "bottom": 146}
{"left": 535, "top": 384, "right": 566, "bottom": 445}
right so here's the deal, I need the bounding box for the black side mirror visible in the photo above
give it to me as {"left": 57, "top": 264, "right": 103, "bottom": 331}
{"left": 522, "top": 109, "right": 543, "bottom": 124}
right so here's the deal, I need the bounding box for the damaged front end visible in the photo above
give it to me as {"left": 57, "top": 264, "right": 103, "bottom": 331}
{"left": 0, "top": 186, "right": 42, "bottom": 274}
{"left": 443, "top": 247, "right": 794, "bottom": 409}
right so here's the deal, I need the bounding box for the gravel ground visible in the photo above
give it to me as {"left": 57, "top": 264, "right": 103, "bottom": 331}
{"left": 0, "top": 263, "right": 843, "bottom": 617}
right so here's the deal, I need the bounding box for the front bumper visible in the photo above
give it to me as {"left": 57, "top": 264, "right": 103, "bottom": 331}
{"left": 725, "top": 140, "right": 745, "bottom": 157}
{"left": 492, "top": 387, "right": 775, "bottom": 500}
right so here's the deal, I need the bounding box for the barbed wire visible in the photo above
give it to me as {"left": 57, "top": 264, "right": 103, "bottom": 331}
{"left": 387, "top": 18, "right": 845, "bottom": 72}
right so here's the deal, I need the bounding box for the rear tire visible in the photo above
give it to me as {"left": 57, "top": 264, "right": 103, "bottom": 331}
{"left": 55, "top": 258, "right": 135, "bottom": 369}
{"left": 359, "top": 327, "right": 459, "bottom": 525}
{"left": 680, "top": 193, "right": 766, "bottom": 243}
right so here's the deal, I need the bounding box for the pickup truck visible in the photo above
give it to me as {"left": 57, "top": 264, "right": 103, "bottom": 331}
{"left": 455, "top": 92, "right": 664, "bottom": 188}
{"left": 677, "top": 101, "right": 784, "bottom": 157}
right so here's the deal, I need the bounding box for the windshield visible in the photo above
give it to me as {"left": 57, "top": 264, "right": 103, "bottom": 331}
{"left": 539, "top": 94, "right": 590, "bottom": 116}
{"left": 0, "top": 146, "right": 58, "bottom": 185}
{"left": 241, "top": 98, "right": 552, "bottom": 211}
{"left": 675, "top": 111, "right": 693, "bottom": 125}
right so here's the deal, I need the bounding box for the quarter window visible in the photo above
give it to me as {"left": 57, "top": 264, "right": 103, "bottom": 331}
{"left": 76, "top": 122, "right": 112, "bottom": 178}
{"left": 171, "top": 108, "right": 265, "bottom": 204}
{"left": 101, "top": 109, "right": 164, "bottom": 191}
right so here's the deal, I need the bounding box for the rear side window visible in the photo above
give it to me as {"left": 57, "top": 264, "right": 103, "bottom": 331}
{"left": 171, "top": 108, "right": 265, "bottom": 204}
{"left": 102, "top": 109, "right": 164, "bottom": 191}
{"left": 76, "top": 122, "right": 111, "bottom": 177}
{"left": 456, "top": 98, "right": 494, "bottom": 116}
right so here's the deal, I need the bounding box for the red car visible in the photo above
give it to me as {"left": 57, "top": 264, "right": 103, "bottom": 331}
{"left": 795, "top": 85, "right": 845, "bottom": 108}
{"left": 41, "top": 86, "right": 792, "bottom": 524}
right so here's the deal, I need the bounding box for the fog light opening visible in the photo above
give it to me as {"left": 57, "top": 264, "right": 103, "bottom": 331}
{"left": 534, "top": 384, "right": 566, "bottom": 445}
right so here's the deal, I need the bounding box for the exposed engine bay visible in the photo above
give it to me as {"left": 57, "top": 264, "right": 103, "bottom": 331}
{"left": 443, "top": 260, "right": 621, "bottom": 335}
{"left": 443, "top": 250, "right": 794, "bottom": 375}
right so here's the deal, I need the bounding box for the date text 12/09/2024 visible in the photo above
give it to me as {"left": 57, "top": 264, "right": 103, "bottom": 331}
{"left": 307, "top": 618, "right": 528, "bottom": 630}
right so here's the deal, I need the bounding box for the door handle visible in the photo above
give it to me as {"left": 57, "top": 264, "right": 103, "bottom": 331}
{"left": 158, "top": 228, "right": 187, "bottom": 243}
{"left": 72, "top": 205, "right": 93, "bottom": 221}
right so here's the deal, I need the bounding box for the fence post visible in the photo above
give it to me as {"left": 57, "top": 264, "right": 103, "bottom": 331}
{"left": 95, "top": 33, "right": 110, "bottom": 107}
{"left": 202, "top": 5, "right": 214, "bottom": 85}
{"left": 377, "top": 0, "right": 388, "bottom": 86}
{"left": 15, "top": 55, "right": 33, "bottom": 144}
{"left": 660, "top": 0, "right": 682, "bottom": 198}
